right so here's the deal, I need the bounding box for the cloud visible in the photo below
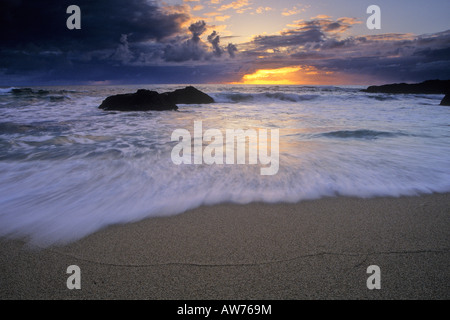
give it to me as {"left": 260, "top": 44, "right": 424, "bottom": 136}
{"left": 218, "top": 0, "right": 251, "bottom": 12}
{"left": 282, "top": 5, "right": 309, "bottom": 16}
{"left": 111, "top": 34, "right": 133, "bottom": 64}
{"left": 240, "top": 17, "right": 450, "bottom": 84}
{"left": 310, "top": 14, "right": 331, "bottom": 19}
{"left": 204, "top": 12, "right": 220, "bottom": 16}
{"left": 207, "top": 31, "right": 223, "bottom": 57}
{"left": 163, "top": 21, "right": 209, "bottom": 62}
{"left": 192, "top": 5, "right": 204, "bottom": 11}
{"left": 0, "top": 0, "right": 190, "bottom": 52}
{"left": 245, "top": 16, "right": 363, "bottom": 55}
{"left": 255, "top": 7, "right": 273, "bottom": 14}
{"left": 227, "top": 43, "right": 238, "bottom": 58}
{"left": 250, "top": 28, "right": 324, "bottom": 52}
{"left": 1, "top": 2, "right": 449, "bottom": 85}
{"left": 215, "top": 15, "right": 231, "bottom": 21}
{"left": 163, "top": 21, "right": 237, "bottom": 62}
{"left": 189, "top": 20, "right": 208, "bottom": 43}
{"left": 0, "top": 1, "right": 240, "bottom": 84}
{"left": 287, "top": 17, "right": 361, "bottom": 34}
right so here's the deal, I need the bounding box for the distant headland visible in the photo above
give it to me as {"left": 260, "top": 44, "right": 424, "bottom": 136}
{"left": 362, "top": 80, "right": 450, "bottom": 94}
{"left": 362, "top": 79, "right": 450, "bottom": 106}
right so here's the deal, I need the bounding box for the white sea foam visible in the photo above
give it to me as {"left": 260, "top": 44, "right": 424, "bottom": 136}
{"left": 211, "top": 91, "right": 320, "bottom": 103}
{"left": 0, "top": 84, "right": 449, "bottom": 246}
{"left": 0, "top": 87, "right": 15, "bottom": 94}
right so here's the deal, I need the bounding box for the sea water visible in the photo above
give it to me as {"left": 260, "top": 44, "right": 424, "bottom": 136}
{"left": 0, "top": 85, "right": 449, "bottom": 245}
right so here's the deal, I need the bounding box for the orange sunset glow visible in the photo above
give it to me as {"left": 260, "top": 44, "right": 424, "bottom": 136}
{"left": 232, "top": 65, "right": 337, "bottom": 85}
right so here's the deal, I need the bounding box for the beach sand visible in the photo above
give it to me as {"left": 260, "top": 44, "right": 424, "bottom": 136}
{"left": 0, "top": 193, "right": 449, "bottom": 300}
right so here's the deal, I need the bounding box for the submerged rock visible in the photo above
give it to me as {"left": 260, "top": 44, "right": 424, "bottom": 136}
{"left": 98, "top": 86, "right": 214, "bottom": 111}
{"left": 11, "top": 88, "right": 50, "bottom": 95}
{"left": 362, "top": 80, "right": 450, "bottom": 94}
{"left": 440, "top": 94, "right": 450, "bottom": 106}
{"left": 11, "top": 88, "right": 34, "bottom": 95}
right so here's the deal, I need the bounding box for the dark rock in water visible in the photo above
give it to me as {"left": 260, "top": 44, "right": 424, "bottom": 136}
{"left": 99, "top": 89, "right": 178, "bottom": 111}
{"left": 12, "top": 88, "right": 33, "bottom": 94}
{"left": 11, "top": 88, "right": 50, "bottom": 95}
{"left": 98, "top": 86, "right": 214, "bottom": 111}
{"left": 440, "top": 94, "right": 450, "bottom": 106}
{"left": 166, "top": 86, "right": 215, "bottom": 104}
{"left": 362, "top": 80, "right": 450, "bottom": 94}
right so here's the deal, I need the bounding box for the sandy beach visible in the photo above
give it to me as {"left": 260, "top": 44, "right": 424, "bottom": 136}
{"left": 0, "top": 193, "right": 448, "bottom": 300}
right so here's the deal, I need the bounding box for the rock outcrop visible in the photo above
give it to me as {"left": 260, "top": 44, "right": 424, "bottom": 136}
{"left": 99, "top": 89, "right": 178, "bottom": 111}
{"left": 98, "top": 86, "right": 214, "bottom": 111}
{"left": 166, "top": 86, "right": 215, "bottom": 104}
{"left": 11, "top": 88, "right": 50, "bottom": 95}
{"left": 362, "top": 80, "right": 450, "bottom": 94}
{"left": 440, "top": 94, "right": 450, "bottom": 106}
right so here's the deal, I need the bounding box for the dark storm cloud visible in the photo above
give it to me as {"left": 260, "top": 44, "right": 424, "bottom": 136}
{"left": 163, "top": 39, "right": 208, "bottom": 62}
{"left": 162, "top": 21, "right": 210, "bottom": 62}
{"left": 0, "top": 1, "right": 238, "bottom": 84}
{"left": 207, "top": 31, "right": 224, "bottom": 57}
{"left": 227, "top": 43, "right": 238, "bottom": 58}
{"left": 189, "top": 21, "right": 207, "bottom": 43}
{"left": 0, "top": 0, "right": 188, "bottom": 51}
{"left": 162, "top": 22, "right": 236, "bottom": 62}
{"left": 0, "top": 53, "right": 239, "bottom": 86}
{"left": 0, "top": 0, "right": 190, "bottom": 75}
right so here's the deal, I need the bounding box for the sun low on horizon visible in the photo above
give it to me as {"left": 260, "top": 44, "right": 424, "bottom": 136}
{"left": 230, "top": 65, "right": 340, "bottom": 85}
{"left": 231, "top": 66, "right": 304, "bottom": 85}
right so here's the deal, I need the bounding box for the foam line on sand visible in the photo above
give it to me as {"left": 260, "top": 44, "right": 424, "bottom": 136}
{"left": 1, "top": 193, "right": 449, "bottom": 299}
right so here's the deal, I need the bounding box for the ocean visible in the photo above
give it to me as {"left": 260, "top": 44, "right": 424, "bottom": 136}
{"left": 0, "top": 84, "right": 449, "bottom": 246}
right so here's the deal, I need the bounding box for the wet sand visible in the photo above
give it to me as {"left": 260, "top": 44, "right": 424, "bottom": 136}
{"left": 1, "top": 193, "right": 449, "bottom": 299}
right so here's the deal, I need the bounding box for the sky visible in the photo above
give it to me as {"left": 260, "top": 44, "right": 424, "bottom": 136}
{"left": 1, "top": 0, "right": 449, "bottom": 85}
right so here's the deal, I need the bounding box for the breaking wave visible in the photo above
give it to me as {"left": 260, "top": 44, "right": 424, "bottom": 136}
{"left": 212, "top": 92, "right": 320, "bottom": 103}
{"left": 318, "top": 129, "right": 410, "bottom": 140}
